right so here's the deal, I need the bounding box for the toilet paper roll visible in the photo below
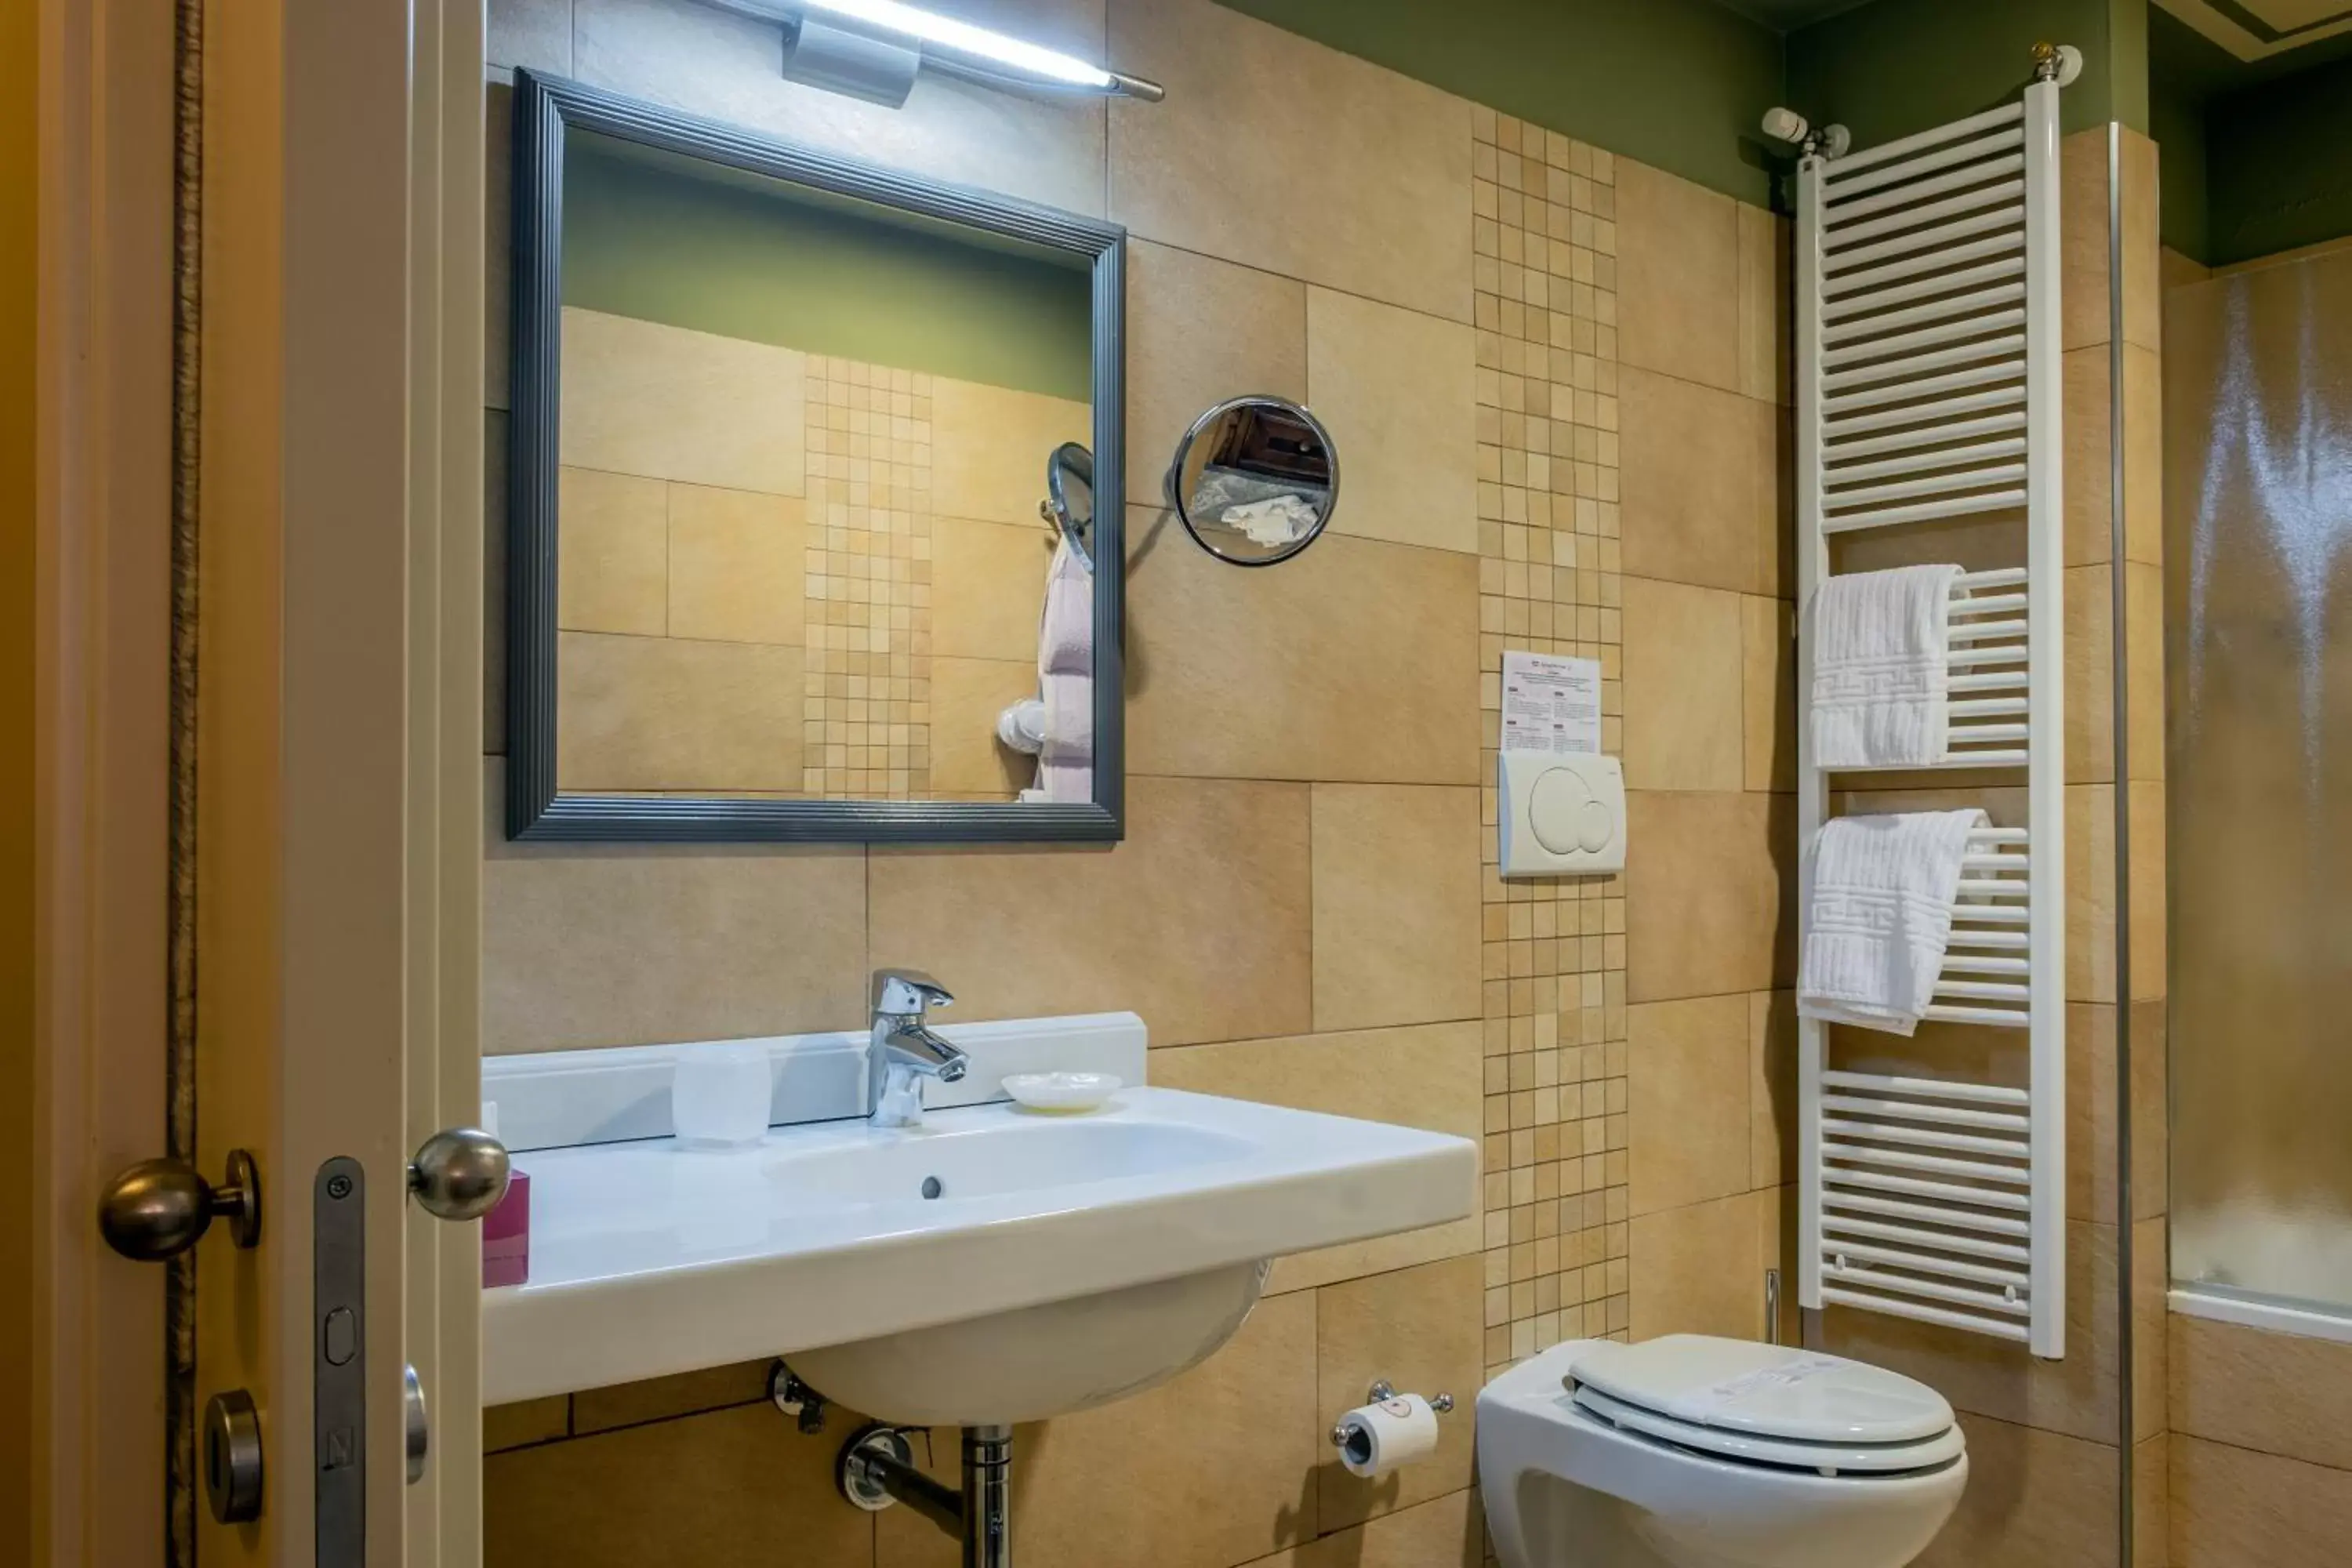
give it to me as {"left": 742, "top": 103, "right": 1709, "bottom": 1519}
{"left": 1334, "top": 1394, "right": 1440, "bottom": 1479}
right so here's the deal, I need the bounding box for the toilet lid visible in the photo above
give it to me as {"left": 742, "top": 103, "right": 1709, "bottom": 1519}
{"left": 1568, "top": 1336, "right": 1955, "bottom": 1447}
{"left": 1570, "top": 1385, "right": 1967, "bottom": 1475}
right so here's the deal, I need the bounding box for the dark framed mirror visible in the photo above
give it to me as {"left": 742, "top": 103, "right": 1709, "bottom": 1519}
{"left": 506, "top": 71, "right": 1126, "bottom": 842}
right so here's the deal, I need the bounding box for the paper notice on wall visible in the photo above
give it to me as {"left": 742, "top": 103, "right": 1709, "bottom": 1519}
{"left": 1500, "top": 652, "right": 1602, "bottom": 757}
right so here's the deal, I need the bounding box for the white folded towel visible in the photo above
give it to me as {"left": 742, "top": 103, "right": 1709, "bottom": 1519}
{"left": 1799, "top": 808, "right": 1987, "bottom": 1036}
{"left": 1809, "top": 564, "right": 1965, "bottom": 768}
{"left": 1027, "top": 537, "right": 1094, "bottom": 803}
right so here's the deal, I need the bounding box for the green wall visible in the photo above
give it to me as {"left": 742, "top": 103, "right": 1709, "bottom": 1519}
{"left": 561, "top": 138, "right": 1094, "bottom": 401}
{"left": 1219, "top": 0, "right": 1787, "bottom": 208}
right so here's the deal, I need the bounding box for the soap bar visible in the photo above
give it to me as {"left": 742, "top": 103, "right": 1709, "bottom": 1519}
{"left": 482, "top": 1168, "right": 530, "bottom": 1289}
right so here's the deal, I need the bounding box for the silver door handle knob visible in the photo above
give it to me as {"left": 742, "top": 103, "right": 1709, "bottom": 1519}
{"left": 98, "top": 1149, "right": 262, "bottom": 1260}
{"left": 406, "top": 1128, "right": 510, "bottom": 1221}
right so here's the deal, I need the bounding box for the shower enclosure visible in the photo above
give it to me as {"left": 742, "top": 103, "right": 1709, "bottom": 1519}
{"left": 2165, "top": 245, "right": 2352, "bottom": 1326}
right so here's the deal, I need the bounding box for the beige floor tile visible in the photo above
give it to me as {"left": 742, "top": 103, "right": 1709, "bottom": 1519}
{"left": 572, "top": 1360, "right": 771, "bottom": 1436}
{"left": 1628, "top": 1189, "right": 1773, "bottom": 1342}
{"left": 878, "top": 1292, "right": 1323, "bottom": 1568}
{"left": 482, "top": 761, "right": 868, "bottom": 1052}
{"left": 1616, "top": 158, "right": 1740, "bottom": 395}
{"left": 2066, "top": 562, "right": 2116, "bottom": 784}
{"left": 1622, "top": 577, "right": 1744, "bottom": 792}
{"left": 1106, "top": 0, "right": 1472, "bottom": 323}
{"left": 932, "top": 514, "right": 1054, "bottom": 663}
{"left": 574, "top": 0, "right": 1109, "bottom": 216}
{"left": 1152, "top": 1022, "right": 1484, "bottom": 1294}
{"left": 1619, "top": 367, "right": 1781, "bottom": 597}
{"left": 1628, "top": 995, "right": 1752, "bottom": 1217}
{"left": 1124, "top": 240, "right": 1308, "bottom": 508}
{"left": 869, "top": 775, "right": 1311, "bottom": 1047}
{"left": 558, "top": 467, "right": 670, "bottom": 637}
{"left": 1741, "top": 596, "right": 1795, "bottom": 793}
{"left": 555, "top": 631, "right": 802, "bottom": 793}
{"left": 1738, "top": 203, "right": 1791, "bottom": 407}
{"left": 933, "top": 377, "right": 1093, "bottom": 532}
{"left": 1624, "top": 791, "right": 1795, "bottom": 1003}
{"left": 666, "top": 484, "right": 804, "bottom": 646}
{"left": 1305, "top": 287, "right": 1478, "bottom": 555}
{"left": 1819, "top": 1219, "right": 2120, "bottom": 1446}
{"left": 561, "top": 307, "right": 805, "bottom": 496}
{"left": 1749, "top": 990, "right": 1795, "bottom": 1190}
{"left": 2171, "top": 1314, "right": 2352, "bottom": 1472}
{"left": 930, "top": 655, "right": 1036, "bottom": 799}
{"left": 1915, "top": 1413, "right": 2117, "bottom": 1568}
{"left": 1309, "top": 785, "right": 1483, "bottom": 1033}
{"left": 484, "top": 1396, "right": 569, "bottom": 1455}
{"left": 485, "top": 1402, "right": 877, "bottom": 1566}
{"left": 1316, "top": 1257, "right": 1484, "bottom": 1530}
{"left": 2171, "top": 1435, "right": 2352, "bottom": 1568}
{"left": 1126, "top": 517, "right": 1481, "bottom": 785}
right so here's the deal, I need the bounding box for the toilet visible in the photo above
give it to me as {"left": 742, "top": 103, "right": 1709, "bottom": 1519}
{"left": 1477, "top": 1335, "right": 1967, "bottom": 1568}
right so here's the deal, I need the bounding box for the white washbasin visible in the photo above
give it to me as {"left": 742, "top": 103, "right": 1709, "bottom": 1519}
{"left": 482, "top": 1085, "right": 1476, "bottom": 1424}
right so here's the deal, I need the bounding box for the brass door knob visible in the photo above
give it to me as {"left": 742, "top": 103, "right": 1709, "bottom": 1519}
{"left": 406, "top": 1127, "right": 510, "bottom": 1221}
{"left": 98, "top": 1149, "right": 261, "bottom": 1260}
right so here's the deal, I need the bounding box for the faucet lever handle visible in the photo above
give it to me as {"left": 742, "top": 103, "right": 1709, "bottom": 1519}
{"left": 871, "top": 967, "right": 953, "bottom": 1016}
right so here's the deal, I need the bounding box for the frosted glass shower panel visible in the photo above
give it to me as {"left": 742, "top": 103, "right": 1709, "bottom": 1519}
{"left": 2168, "top": 249, "right": 2352, "bottom": 1310}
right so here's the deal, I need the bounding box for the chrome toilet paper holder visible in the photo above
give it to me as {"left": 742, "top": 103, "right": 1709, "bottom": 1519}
{"left": 1328, "top": 1380, "right": 1454, "bottom": 1448}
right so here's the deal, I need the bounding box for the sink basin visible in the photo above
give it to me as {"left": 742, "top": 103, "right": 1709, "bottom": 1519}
{"left": 482, "top": 1087, "right": 1476, "bottom": 1424}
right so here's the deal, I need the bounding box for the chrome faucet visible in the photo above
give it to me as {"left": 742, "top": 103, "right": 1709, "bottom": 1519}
{"left": 867, "top": 970, "right": 967, "bottom": 1128}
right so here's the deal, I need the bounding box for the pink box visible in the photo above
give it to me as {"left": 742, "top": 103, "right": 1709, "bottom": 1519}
{"left": 482, "top": 1168, "right": 530, "bottom": 1289}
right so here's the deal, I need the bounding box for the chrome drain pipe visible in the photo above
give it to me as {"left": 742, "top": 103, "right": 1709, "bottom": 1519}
{"left": 839, "top": 1422, "right": 1014, "bottom": 1566}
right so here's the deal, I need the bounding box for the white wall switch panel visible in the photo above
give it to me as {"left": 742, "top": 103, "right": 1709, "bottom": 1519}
{"left": 1498, "top": 751, "right": 1625, "bottom": 877}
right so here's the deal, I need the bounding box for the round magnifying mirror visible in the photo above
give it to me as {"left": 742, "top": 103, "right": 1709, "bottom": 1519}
{"left": 1165, "top": 395, "right": 1338, "bottom": 566}
{"left": 1044, "top": 441, "right": 1095, "bottom": 567}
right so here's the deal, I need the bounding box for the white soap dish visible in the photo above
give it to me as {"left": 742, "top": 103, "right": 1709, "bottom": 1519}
{"left": 1001, "top": 1072, "right": 1122, "bottom": 1113}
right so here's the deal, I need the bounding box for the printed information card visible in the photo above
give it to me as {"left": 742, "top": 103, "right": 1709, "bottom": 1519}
{"left": 1500, "top": 651, "right": 1602, "bottom": 757}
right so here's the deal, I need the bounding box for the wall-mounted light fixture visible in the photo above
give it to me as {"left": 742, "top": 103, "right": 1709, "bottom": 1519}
{"left": 700, "top": 0, "right": 1164, "bottom": 108}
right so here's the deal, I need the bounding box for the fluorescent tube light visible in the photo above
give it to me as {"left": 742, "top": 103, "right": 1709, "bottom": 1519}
{"left": 702, "top": 0, "right": 1164, "bottom": 100}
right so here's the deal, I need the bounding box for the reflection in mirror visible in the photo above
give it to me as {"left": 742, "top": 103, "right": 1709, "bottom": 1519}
{"left": 1165, "top": 396, "right": 1339, "bottom": 566}
{"left": 508, "top": 74, "right": 1127, "bottom": 843}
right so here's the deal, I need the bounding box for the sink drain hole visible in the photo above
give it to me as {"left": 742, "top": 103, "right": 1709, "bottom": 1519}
{"left": 920, "top": 1175, "right": 944, "bottom": 1200}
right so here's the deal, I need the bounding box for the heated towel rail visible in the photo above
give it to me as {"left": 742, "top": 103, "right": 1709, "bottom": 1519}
{"left": 1794, "top": 62, "right": 2069, "bottom": 1358}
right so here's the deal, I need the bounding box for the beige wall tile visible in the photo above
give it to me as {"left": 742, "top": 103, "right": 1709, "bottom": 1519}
{"left": 1619, "top": 367, "right": 1782, "bottom": 597}
{"left": 1741, "top": 595, "right": 1795, "bottom": 793}
{"left": 2120, "top": 129, "right": 2161, "bottom": 355}
{"left": 485, "top": 1403, "right": 877, "bottom": 1566}
{"left": 1622, "top": 577, "right": 1744, "bottom": 791}
{"left": 1616, "top": 158, "right": 1740, "bottom": 395}
{"left": 574, "top": 0, "right": 1109, "bottom": 216}
{"left": 556, "top": 631, "right": 802, "bottom": 793}
{"left": 666, "top": 484, "right": 804, "bottom": 646}
{"left": 2135, "top": 1214, "right": 2166, "bottom": 1443}
{"left": 1310, "top": 785, "right": 1483, "bottom": 1033}
{"left": 2137, "top": 1434, "right": 2170, "bottom": 1568}
{"left": 482, "top": 762, "right": 868, "bottom": 1051}
{"left": 1127, "top": 518, "right": 1481, "bottom": 785}
{"left": 2062, "top": 129, "right": 2111, "bottom": 354}
{"left": 1624, "top": 791, "right": 1795, "bottom": 1003}
{"left": 1152, "top": 1022, "right": 1484, "bottom": 1294}
{"left": 1125, "top": 240, "right": 1308, "bottom": 508}
{"left": 2130, "top": 780, "right": 2165, "bottom": 1002}
{"left": 2066, "top": 562, "right": 2115, "bottom": 784}
{"left": 1305, "top": 288, "right": 1479, "bottom": 555}
{"left": 561, "top": 307, "right": 805, "bottom": 496}
{"left": 932, "top": 377, "right": 1092, "bottom": 531}
{"left": 2131, "top": 999, "right": 2166, "bottom": 1221}
{"left": 2171, "top": 1314, "right": 2352, "bottom": 1473}
{"left": 1628, "top": 995, "right": 1752, "bottom": 1217}
{"left": 932, "top": 515, "right": 1053, "bottom": 663}
{"left": 2161, "top": 246, "right": 2212, "bottom": 289}
{"left": 1316, "top": 1257, "right": 1483, "bottom": 1530}
{"left": 2125, "top": 563, "right": 2163, "bottom": 785}
{"left": 572, "top": 1360, "right": 770, "bottom": 1436}
{"left": 485, "top": 1396, "right": 569, "bottom": 1454}
{"left": 558, "top": 467, "right": 669, "bottom": 637}
{"left": 2064, "top": 345, "right": 2114, "bottom": 567}
{"left": 1749, "top": 990, "right": 1795, "bottom": 1189}
{"left": 2068, "top": 1002, "right": 2118, "bottom": 1226}
{"left": 1915, "top": 1413, "right": 2117, "bottom": 1568}
{"left": 869, "top": 775, "right": 1311, "bottom": 1047}
{"left": 2171, "top": 1435, "right": 2352, "bottom": 1568}
{"left": 1276, "top": 1490, "right": 1483, "bottom": 1568}
{"left": 2124, "top": 342, "right": 2162, "bottom": 567}
{"left": 1628, "top": 1189, "right": 1771, "bottom": 1342}
{"left": 1820, "top": 1219, "right": 2119, "bottom": 1445}
{"left": 1738, "top": 204, "right": 1791, "bottom": 407}
{"left": 1106, "top": 0, "right": 1472, "bottom": 322}
{"left": 930, "top": 656, "right": 1035, "bottom": 798}
{"left": 2067, "top": 782, "right": 2117, "bottom": 1003}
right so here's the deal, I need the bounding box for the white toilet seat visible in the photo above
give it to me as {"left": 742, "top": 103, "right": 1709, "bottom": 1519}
{"left": 1569, "top": 1384, "right": 1966, "bottom": 1475}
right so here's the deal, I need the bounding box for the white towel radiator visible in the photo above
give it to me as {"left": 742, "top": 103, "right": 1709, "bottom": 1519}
{"left": 1793, "top": 61, "right": 2071, "bottom": 1358}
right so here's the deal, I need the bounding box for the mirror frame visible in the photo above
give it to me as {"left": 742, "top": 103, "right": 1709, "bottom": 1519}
{"left": 506, "top": 71, "right": 1126, "bottom": 843}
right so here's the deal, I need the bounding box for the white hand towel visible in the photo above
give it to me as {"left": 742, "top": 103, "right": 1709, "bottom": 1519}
{"left": 1799, "top": 808, "right": 1987, "bottom": 1036}
{"left": 1026, "top": 537, "right": 1094, "bottom": 803}
{"left": 1039, "top": 536, "right": 1093, "bottom": 677}
{"left": 1809, "top": 564, "right": 1965, "bottom": 768}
